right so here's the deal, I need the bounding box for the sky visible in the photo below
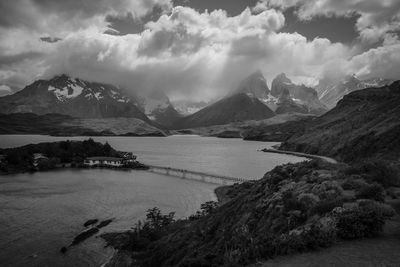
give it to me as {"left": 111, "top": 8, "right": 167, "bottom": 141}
{"left": 0, "top": 0, "right": 399, "bottom": 101}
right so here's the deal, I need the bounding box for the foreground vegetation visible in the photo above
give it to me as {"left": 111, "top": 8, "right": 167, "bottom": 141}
{"left": 102, "top": 160, "right": 399, "bottom": 266}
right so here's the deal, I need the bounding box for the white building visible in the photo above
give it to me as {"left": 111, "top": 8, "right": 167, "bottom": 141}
{"left": 33, "top": 153, "right": 49, "bottom": 167}
{"left": 84, "top": 157, "right": 124, "bottom": 167}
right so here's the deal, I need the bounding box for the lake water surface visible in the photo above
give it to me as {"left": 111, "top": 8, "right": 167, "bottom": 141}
{"left": 0, "top": 135, "right": 306, "bottom": 267}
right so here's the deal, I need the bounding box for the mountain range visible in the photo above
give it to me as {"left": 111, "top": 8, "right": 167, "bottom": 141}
{"left": 316, "top": 75, "right": 393, "bottom": 109}
{"left": 0, "top": 71, "right": 393, "bottom": 134}
{"left": 170, "top": 71, "right": 329, "bottom": 129}
{"left": 0, "top": 75, "right": 150, "bottom": 122}
{"left": 172, "top": 93, "right": 275, "bottom": 129}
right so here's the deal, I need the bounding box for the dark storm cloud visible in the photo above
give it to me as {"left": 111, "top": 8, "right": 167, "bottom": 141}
{"left": 40, "top": 37, "right": 62, "bottom": 43}
{"left": 0, "top": 0, "right": 173, "bottom": 31}
{"left": 0, "top": 51, "right": 43, "bottom": 67}
{"left": 106, "top": 6, "right": 166, "bottom": 35}
{"left": 280, "top": 8, "right": 359, "bottom": 43}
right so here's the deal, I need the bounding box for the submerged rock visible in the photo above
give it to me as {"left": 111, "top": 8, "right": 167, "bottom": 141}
{"left": 97, "top": 219, "right": 113, "bottom": 229}
{"left": 71, "top": 227, "right": 99, "bottom": 246}
{"left": 83, "top": 219, "right": 99, "bottom": 227}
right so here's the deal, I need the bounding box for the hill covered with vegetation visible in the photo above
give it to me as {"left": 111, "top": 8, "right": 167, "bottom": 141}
{"left": 102, "top": 159, "right": 400, "bottom": 266}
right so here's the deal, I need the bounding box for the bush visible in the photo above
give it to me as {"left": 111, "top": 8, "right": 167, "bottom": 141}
{"left": 311, "top": 198, "right": 344, "bottom": 215}
{"left": 278, "top": 224, "right": 336, "bottom": 255}
{"left": 341, "top": 176, "right": 368, "bottom": 190}
{"left": 356, "top": 183, "right": 385, "bottom": 202}
{"left": 345, "top": 160, "right": 400, "bottom": 187}
{"left": 335, "top": 206, "right": 385, "bottom": 239}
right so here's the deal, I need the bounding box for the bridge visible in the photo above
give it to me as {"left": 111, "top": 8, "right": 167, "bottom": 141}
{"left": 146, "top": 165, "right": 253, "bottom": 185}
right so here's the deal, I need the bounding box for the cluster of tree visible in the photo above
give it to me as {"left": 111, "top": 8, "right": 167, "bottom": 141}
{"left": 0, "top": 139, "right": 117, "bottom": 173}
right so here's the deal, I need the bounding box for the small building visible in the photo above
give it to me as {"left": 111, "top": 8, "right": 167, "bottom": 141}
{"left": 119, "top": 152, "right": 137, "bottom": 163}
{"left": 84, "top": 157, "right": 124, "bottom": 167}
{"left": 33, "top": 153, "right": 49, "bottom": 167}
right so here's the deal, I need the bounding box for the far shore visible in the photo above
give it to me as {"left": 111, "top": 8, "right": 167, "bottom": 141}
{"left": 262, "top": 148, "right": 338, "bottom": 164}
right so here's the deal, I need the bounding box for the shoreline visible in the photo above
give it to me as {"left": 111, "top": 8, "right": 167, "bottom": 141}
{"left": 261, "top": 148, "right": 338, "bottom": 164}
{"left": 0, "top": 164, "right": 149, "bottom": 176}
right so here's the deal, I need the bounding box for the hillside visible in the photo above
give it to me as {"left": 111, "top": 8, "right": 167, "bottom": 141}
{"left": 0, "top": 113, "right": 166, "bottom": 136}
{"left": 280, "top": 81, "right": 400, "bottom": 162}
{"left": 172, "top": 93, "right": 275, "bottom": 129}
{"left": 102, "top": 160, "right": 399, "bottom": 266}
{"left": 172, "top": 113, "right": 314, "bottom": 138}
{"left": 316, "top": 75, "right": 393, "bottom": 109}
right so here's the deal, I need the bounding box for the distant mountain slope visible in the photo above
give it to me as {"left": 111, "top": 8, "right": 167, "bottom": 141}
{"left": 172, "top": 93, "right": 275, "bottom": 129}
{"left": 271, "top": 73, "right": 327, "bottom": 115}
{"left": 0, "top": 75, "right": 151, "bottom": 123}
{"left": 171, "top": 100, "right": 209, "bottom": 116}
{"left": 316, "top": 75, "right": 393, "bottom": 109}
{"left": 235, "top": 70, "right": 279, "bottom": 111}
{"left": 275, "top": 88, "right": 309, "bottom": 114}
{"left": 135, "top": 90, "right": 182, "bottom": 127}
{"left": 235, "top": 70, "right": 270, "bottom": 99}
{"left": 280, "top": 81, "right": 400, "bottom": 162}
{"left": 0, "top": 113, "right": 166, "bottom": 136}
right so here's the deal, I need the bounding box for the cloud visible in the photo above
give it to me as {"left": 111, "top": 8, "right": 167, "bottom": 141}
{"left": 0, "top": 85, "right": 12, "bottom": 96}
{"left": 39, "top": 6, "right": 354, "bottom": 100}
{"left": 0, "top": 0, "right": 173, "bottom": 34}
{"left": 40, "top": 37, "right": 62, "bottom": 43}
{"left": 254, "top": 0, "right": 400, "bottom": 44}
{"left": 0, "top": 1, "right": 399, "bottom": 102}
{"left": 346, "top": 42, "right": 400, "bottom": 80}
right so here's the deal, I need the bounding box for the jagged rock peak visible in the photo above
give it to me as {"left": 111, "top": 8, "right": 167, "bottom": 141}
{"left": 273, "top": 73, "right": 292, "bottom": 83}
{"left": 236, "top": 70, "right": 270, "bottom": 99}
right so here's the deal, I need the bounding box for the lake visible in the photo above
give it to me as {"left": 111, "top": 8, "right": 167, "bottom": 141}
{"left": 0, "top": 135, "right": 306, "bottom": 267}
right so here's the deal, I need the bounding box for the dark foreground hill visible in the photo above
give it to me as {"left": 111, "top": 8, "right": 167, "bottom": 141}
{"left": 172, "top": 93, "right": 275, "bottom": 129}
{"left": 280, "top": 81, "right": 400, "bottom": 162}
{"left": 102, "top": 159, "right": 399, "bottom": 266}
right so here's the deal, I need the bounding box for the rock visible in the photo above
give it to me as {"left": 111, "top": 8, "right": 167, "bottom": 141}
{"left": 84, "top": 219, "right": 99, "bottom": 227}
{"left": 97, "top": 219, "right": 113, "bottom": 229}
{"left": 71, "top": 227, "right": 99, "bottom": 246}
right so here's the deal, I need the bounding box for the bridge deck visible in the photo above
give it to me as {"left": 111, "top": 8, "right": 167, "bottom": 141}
{"left": 146, "top": 165, "right": 252, "bottom": 184}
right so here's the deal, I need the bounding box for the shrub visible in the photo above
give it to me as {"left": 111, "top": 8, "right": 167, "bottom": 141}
{"left": 341, "top": 176, "right": 368, "bottom": 190}
{"left": 358, "top": 200, "right": 396, "bottom": 218}
{"left": 311, "top": 198, "right": 344, "bottom": 215}
{"left": 335, "top": 206, "right": 385, "bottom": 239}
{"left": 189, "top": 201, "right": 219, "bottom": 220}
{"left": 356, "top": 183, "right": 385, "bottom": 202}
{"left": 345, "top": 160, "right": 400, "bottom": 187}
{"left": 278, "top": 223, "right": 336, "bottom": 255}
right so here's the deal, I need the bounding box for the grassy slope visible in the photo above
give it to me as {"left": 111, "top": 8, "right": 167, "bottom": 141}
{"left": 280, "top": 81, "right": 400, "bottom": 162}
{"left": 172, "top": 113, "right": 314, "bottom": 138}
{"left": 0, "top": 113, "right": 166, "bottom": 136}
{"left": 103, "top": 160, "right": 399, "bottom": 266}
